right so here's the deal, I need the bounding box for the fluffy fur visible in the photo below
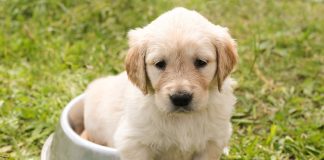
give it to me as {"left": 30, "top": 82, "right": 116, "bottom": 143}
{"left": 83, "top": 7, "right": 238, "bottom": 160}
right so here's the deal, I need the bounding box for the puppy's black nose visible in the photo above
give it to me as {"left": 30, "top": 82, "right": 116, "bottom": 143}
{"left": 170, "top": 91, "right": 192, "bottom": 107}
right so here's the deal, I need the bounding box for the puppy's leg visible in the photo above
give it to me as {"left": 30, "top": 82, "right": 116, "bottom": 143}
{"left": 193, "top": 142, "right": 223, "bottom": 160}
{"left": 80, "top": 130, "right": 89, "bottom": 140}
{"left": 117, "top": 142, "right": 153, "bottom": 160}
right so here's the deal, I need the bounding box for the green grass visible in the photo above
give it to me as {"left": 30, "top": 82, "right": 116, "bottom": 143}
{"left": 0, "top": 0, "right": 323, "bottom": 159}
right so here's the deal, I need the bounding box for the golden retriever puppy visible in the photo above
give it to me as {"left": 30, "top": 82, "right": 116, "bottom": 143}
{"left": 83, "top": 7, "right": 238, "bottom": 160}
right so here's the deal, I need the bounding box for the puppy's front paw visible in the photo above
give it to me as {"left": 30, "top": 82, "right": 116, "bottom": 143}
{"left": 117, "top": 143, "right": 153, "bottom": 160}
{"left": 193, "top": 142, "right": 223, "bottom": 160}
{"left": 119, "top": 149, "right": 152, "bottom": 160}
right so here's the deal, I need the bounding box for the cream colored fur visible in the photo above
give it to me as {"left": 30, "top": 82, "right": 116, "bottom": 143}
{"left": 84, "top": 7, "right": 238, "bottom": 160}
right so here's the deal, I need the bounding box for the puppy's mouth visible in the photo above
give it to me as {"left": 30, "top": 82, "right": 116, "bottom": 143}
{"left": 172, "top": 106, "right": 193, "bottom": 113}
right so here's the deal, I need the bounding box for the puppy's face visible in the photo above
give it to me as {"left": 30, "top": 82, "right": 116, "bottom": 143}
{"left": 126, "top": 8, "right": 237, "bottom": 113}
{"left": 145, "top": 35, "right": 216, "bottom": 113}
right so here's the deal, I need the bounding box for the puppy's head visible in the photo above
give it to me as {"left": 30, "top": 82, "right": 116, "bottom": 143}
{"left": 126, "top": 7, "right": 237, "bottom": 113}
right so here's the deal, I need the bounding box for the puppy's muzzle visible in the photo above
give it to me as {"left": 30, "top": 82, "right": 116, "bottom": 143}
{"left": 170, "top": 91, "right": 192, "bottom": 111}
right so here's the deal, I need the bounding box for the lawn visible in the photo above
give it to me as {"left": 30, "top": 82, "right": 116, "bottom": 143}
{"left": 0, "top": 0, "right": 323, "bottom": 159}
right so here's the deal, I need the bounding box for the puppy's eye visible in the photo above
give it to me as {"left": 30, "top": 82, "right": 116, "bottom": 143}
{"left": 194, "top": 59, "right": 207, "bottom": 68}
{"left": 155, "top": 60, "right": 166, "bottom": 70}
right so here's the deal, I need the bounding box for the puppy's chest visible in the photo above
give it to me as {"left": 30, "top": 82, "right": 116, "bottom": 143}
{"left": 145, "top": 115, "right": 216, "bottom": 153}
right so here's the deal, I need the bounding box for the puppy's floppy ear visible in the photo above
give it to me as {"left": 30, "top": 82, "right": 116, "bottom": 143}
{"left": 125, "top": 28, "right": 149, "bottom": 94}
{"left": 211, "top": 26, "right": 238, "bottom": 91}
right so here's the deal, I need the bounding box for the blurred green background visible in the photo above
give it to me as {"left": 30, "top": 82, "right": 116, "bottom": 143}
{"left": 0, "top": 0, "right": 323, "bottom": 159}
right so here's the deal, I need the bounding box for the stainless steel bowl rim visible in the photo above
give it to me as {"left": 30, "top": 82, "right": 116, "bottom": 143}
{"left": 60, "top": 94, "right": 118, "bottom": 153}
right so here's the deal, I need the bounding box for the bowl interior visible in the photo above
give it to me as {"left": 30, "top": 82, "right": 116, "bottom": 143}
{"left": 68, "top": 96, "right": 85, "bottom": 135}
{"left": 63, "top": 94, "right": 118, "bottom": 152}
{"left": 47, "top": 94, "right": 119, "bottom": 160}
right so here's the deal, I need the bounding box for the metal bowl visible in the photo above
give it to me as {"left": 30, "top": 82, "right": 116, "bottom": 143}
{"left": 41, "top": 94, "right": 120, "bottom": 160}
